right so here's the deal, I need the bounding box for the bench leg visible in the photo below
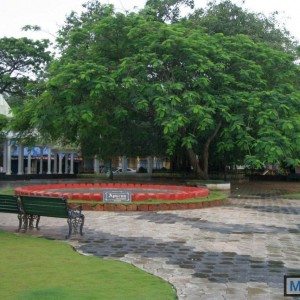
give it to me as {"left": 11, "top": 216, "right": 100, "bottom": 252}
{"left": 17, "top": 214, "right": 23, "bottom": 232}
{"left": 80, "top": 215, "right": 85, "bottom": 236}
{"left": 66, "top": 218, "right": 72, "bottom": 239}
{"left": 66, "top": 215, "right": 84, "bottom": 239}
{"left": 29, "top": 215, "right": 34, "bottom": 229}
{"left": 29, "top": 215, "right": 40, "bottom": 229}
{"left": 36, "top": 216, "right": 41, "bottom": 230}
{"left": 23, "top": 215, "right": 29, "bottom": 231}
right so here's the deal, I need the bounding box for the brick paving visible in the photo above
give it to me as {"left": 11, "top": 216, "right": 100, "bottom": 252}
{"left": 1, "top": 197, "right": 299, "bottom": 299}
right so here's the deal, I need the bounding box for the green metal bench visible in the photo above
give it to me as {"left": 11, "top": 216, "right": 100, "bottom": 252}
{"left": 19, "top": 196, "right": 84, "bottom": 239}
{"left": 0, "top": 194, "right": 24, "bottom": 231}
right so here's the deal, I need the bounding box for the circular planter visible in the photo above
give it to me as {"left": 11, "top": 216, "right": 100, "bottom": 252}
{"left": 15, "top": 183, "right": 209, "bottom": 202}
{"left": 14, "top": 183, "right": 226, "bottom": 211}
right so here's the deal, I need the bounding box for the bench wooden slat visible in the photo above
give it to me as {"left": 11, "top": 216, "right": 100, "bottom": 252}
{"left": 19, "top": 195, "right": 84, "bottom": 238}
{"left": 21, "top": 196, "right": 67, "bottom": 204}
{"left": 0, "top": 194, "right": 23, "bottom": 231}
{"left": 21, "top": 199, "right": 68, "bottom": 218}
{"left": 22, "top": 204, "right": 67, "bottom": 211}
{"left": 23, "top": 204, "right": 68, "bottom": 211}
{"left": 0, "top": 202, "right": 18, "bottom": 208}
{"left": 22, "top": 202, "right": 67, "bottom": 209}
{"left": 0, "top": 198, "right": 18, "bottom": 204}
{"left": 0, "top": 195, "right": 20, "bottom": 214}
{"left": 0, "top": 208, "right": 20, "bottom": 213}
{"left": 0, "top": 203, "right": 19, "bottom": 209}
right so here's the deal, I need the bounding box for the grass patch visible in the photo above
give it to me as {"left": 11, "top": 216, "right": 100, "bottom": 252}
{"left": 69, "top": 190, "right": 228, "bottom": 206}
{"left": 282, "top": 193, "right": 300, "bottom": 200}
{"left": 0, "top": 187, "right": 14, "bottom": 195}
{"left": 186, "top": 180, "right": 228, "bottom": 185}
{"left": 0, "top": 231, "right": 176, "bottom": 299}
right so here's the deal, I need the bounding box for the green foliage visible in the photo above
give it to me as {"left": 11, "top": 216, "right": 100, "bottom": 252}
{"left": 11, "top": 0, "right": 300, "bottom": 177}
{"left": 284, "top": 193, "right": 300, "bottom": 200}
{"left": 0, "top": 114, "right": 8, "bottom": 129}
{"left": 0, "top": 187, "right": 14, "bottom": 195}
{"left": 16, "top": 3, "right": 166, "bottom": 159}
{"left": 144, "top": 0, "right": 194, "bottom": 22}
{"left": 0, "top": 37, "right": 51, "bottom": 96}
{"left": 188, "top": 0, "right": 297, "bottom": 52}
{"left": 22, "top": 25, "right": 42, "bottom": 31}
{"left": 121, "top": 20, "right": 300, "bottom": 171}
{"left": 0, "top": 114, "right": 9, "bottom": 142}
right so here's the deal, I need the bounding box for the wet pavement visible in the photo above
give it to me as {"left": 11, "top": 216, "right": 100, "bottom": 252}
{"left": 1, "top": 197, "right": 299, "bottom": 299}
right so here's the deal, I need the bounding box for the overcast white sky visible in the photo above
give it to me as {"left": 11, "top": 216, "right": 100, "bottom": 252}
{"left": 0, "top": 0, "right": 299, "bottom": 44}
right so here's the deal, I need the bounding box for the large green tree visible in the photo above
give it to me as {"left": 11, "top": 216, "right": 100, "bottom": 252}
{"left": 12, "top": 0, "right": 300, "bottom": 178}
{"left": 16, "top": 3, "right": 165, "bottom": 160}
{"left": 120, "top": 20, "right": 300, "bottom": 178}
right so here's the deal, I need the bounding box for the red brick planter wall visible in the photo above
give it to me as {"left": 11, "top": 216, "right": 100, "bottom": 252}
{"left": 15, "top": 183, "right": 209, "bottom": 201}
{"left": 13, "top": 183, "right": 226, "bottom": 211}
{"left": 72, "top": 199, "right": 227, "bottom": 211}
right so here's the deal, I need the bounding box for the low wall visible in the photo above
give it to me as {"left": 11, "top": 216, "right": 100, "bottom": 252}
{"left": 186, "top": 181, "right": 231, "bottom": 191}
{"left": 205, "top": 183, "right": 231, "bottom": 191}
{"left": 0, "top": 173, "right": 77, "bottom": 181}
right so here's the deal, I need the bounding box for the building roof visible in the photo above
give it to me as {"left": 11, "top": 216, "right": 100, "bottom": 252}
{"left": 11, "top": 146, "right": 79, "bottom": 158}
{"left": 0, "top": 94, "right": 12, "bottom": 117}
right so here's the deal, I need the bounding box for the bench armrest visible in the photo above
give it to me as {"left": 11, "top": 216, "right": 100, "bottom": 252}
{"left": 63, "top": 197, "right": 82, "bottom": 214}
{"left": 71, "top": 204, "right": 82, "bottom": 213}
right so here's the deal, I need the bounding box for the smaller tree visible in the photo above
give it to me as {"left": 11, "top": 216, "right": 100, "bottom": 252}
{"left": 188, "top": 0, "right": 297, "bottom": 53}
{"left": 0, "top": 36, "right": 51, "bottom": 97}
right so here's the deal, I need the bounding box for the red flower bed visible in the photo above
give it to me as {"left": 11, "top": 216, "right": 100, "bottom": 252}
{"left": 15, "top": 182, "right": 209, "bottom": 202}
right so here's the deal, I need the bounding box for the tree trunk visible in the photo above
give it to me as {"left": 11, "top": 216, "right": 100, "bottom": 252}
{"left": 203, "top": 121, "right": 222, "bottom": 175}
{"left": 187, "top": 121, "right": 222, "bottom": 180}
{"left": 187, "top": 148, "right": 208, "bottom": 179}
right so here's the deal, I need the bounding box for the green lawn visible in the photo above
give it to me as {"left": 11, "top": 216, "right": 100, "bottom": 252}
{"left": 0, "top": 186, "right": 14, "bottom": 195}
{"left": 68, "top": 190, "right": 228, "bottom": 207}
{"left": 186, "top": 180, "right": 228, "bottom": 185}
{"left": 0, "top": 231, "right": 176, "bottom": 300}
{"left": 283, "top": 193, "right": 300, "bottom": 200}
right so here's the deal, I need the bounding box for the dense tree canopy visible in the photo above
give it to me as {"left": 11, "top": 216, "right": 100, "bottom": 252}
{"left": 188, "top": 0, "right": 297, "bottom": 52}
{"left": 0, "top": 37, "right": 51, "bottom": 97}
{"left": 13, "top": 5, "right": 166, "bottom": 159}
{"left": 11, "top": 0, "right": 300, "bottom": 178}
{"left": 120, "top": 19, "right": 300, "bottom": 177}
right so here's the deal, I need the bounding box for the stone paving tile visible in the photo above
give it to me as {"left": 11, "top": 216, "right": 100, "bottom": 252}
{"left": 0, "top": 198, "right": 300, "bottom": 299}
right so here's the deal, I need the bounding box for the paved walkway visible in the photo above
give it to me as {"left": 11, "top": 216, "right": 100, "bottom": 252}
{"left": 1, "top": 198, "right": 300, "bottom": 299}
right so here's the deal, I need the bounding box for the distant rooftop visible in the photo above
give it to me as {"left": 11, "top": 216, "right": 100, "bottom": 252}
{"left": 0, "top": 94, "right": 12, "bottom": 117}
